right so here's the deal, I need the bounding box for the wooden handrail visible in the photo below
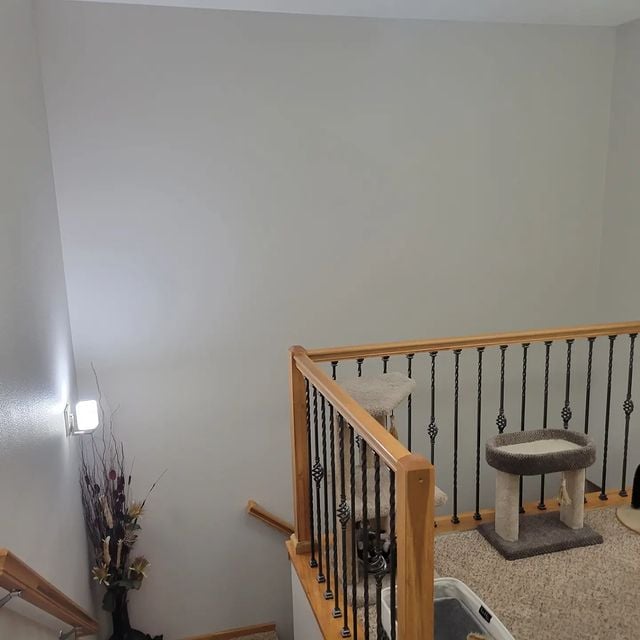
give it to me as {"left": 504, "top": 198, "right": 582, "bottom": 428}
{"left": 0, "top": 549, "right": 97, "bottom": 636}
{"left": 292, "top": 347, "right": 410, "bottom": 471}
{"left": 307, "top": 320, "right": 640, "bottom": 362}
{"left": 246, "top": 500, "right": 294, "bottom": 537}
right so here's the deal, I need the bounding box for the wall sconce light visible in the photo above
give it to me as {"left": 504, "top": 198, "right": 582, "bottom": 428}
{"left": 65, "top": 400, "right": 99, "bottom": 435}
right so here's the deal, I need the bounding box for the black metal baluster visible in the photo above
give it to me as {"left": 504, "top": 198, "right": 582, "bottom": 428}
{"left": 518, "top": 343, "right": 529, "bottom": 514}
{"left": 337, "top": 416, "right": 351, "bottom": 636}
{"left": 452, "top": 349, "right": 461, "bottom": 525}
{"left": 562, "top": 339, "right": 574, "bottom": 428}
{"left": 407, "top": 354, "right": 414, "bottom": 452}
{"left": 332, "top": 361, "right": 339, "bottom": 381}
{"left": 357, "top": 358, "right": 364, "bottom": 377}
{"left": 389, "top": 469, "right": 396, "bottom": 640}
{"left": 361, "top": 441, "right": 370, "bottom": 639}
{"left": 330, "top": 403, "right": 342, "bottom": 618}
{"left": 373, "top": 453, "right": 384, "bottom": 638}
{"left": 600, "top": 335, "right": 617, "bottom": 501}
{"left": 584, "top": 338, "right": 595, "bottom": 435}
{"left": 312, "top": 387, "right": 326, "bottom": 583}
{"left": 306, "top": 380, "right": 317, "bottom": 567}
{"left": 349, "top": 426, "right": 358, "bottom": 640}
{"left": 427, "top": 352, "right": 438, "bottom": 464}
{"left": 474, "top": 348, "right": 484, "bottom": 521}
{"left": 382, "top": 356, "right": 389, "bottom": 374}
{"left": 496, "top": 345, "right": 508, "bottom": 433}
{"left": 321, "top": 395, "right": 333, "bottom": 599}
{"left": 538, "top": 341, "right": 552, "bottom": 510}
{"left": 621, "top": 334, "right": 637, "bottom": 497}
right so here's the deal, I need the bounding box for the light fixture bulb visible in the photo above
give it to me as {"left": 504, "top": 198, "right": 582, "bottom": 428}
{"left": 75, "top": 400, "right": 99, "bottom": 433}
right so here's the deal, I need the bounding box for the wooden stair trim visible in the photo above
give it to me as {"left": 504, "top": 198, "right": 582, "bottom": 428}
{"left": 0, "top": 549, "right": 97, "bottom": 636}
{"left": 287, "top": 537, "right": 366, "bottom": 639}
{"left": 246, "top": 501, "right": 294, "bottom": 537}
{"left": 181, "top": 622, "right": 276, "bottom": 639}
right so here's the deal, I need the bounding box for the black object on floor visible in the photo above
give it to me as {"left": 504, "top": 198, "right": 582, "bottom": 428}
{"left": 478, "top": 511, "right": 603, "bottom": 560}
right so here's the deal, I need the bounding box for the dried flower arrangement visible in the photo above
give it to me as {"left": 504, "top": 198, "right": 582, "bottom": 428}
{"left": 79, "top": 370, "right": 164, "bottom": 640}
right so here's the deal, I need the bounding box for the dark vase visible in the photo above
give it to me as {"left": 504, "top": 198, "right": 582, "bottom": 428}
{"left": 109, "top": 588, "right": 132, "bottom": 640}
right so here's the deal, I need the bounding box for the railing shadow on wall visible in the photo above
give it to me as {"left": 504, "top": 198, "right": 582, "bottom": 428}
{"left": 289, "top": 321, "right": 639, "bottom": 640}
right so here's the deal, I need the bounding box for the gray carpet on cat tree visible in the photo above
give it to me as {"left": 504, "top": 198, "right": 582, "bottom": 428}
{"left": 435, "top": 507, "right": 639, "bottom": 640}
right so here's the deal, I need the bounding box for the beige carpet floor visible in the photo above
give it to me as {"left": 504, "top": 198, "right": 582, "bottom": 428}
{"left": 435, "top": 507, "right": 640, "bottom": 640}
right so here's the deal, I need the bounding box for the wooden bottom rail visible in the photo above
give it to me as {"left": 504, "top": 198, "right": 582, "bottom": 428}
{"left": 0, "top": 549, "right": 97, "bottom": 636}
{"left": 286, "top": 537, "right": 366, "bottom": 640}
{"left": 181, "top": 622, "right": 277, "bottom": 639}
{"left": 435, "top": 488, "right": 630, "bottom": 535}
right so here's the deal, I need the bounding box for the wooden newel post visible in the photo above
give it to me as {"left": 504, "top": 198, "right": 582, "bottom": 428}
{"left": 396, "top": 454, "right": 435, "bottom": 640}
{"left": 289, "top": 346, "right": 312, "bottom": 553}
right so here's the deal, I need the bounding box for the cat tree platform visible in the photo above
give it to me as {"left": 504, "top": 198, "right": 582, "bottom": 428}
{"left": 480, "top": 429, "right": 602, "bottom": 559}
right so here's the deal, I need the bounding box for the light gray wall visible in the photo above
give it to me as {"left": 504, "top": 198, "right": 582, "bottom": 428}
{"left": 35, "top": 2, "right": 616, "bottom": 638}
{"left": 0, "top": 0, "right": 92, "bottom": 636}
{"left": 597, "top": 19, "right": 640, "bottom": 320}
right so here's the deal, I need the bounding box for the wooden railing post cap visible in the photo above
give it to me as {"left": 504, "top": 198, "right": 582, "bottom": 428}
{"left": 397, "top": 453, "right": 433, "bottom": 473}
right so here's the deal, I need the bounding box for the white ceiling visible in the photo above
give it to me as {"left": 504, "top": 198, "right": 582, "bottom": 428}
{"left": 76, "top": 0, "right": 640, "bottom": 27}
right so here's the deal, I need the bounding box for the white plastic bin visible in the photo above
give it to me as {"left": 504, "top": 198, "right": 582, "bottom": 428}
{"left": 381, "top": 577, "right": 514, "bottom": 640}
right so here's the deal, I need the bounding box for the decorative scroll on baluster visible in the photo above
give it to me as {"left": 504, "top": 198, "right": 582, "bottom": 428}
{"left": 496, "top": 345, "right": 508, "bottom": 433}
{"left": 373, "top": 453, "right": 386, "bottom": 638}
{"left": 306, "top": 380, "right": 317, "bottom": 567}
{"left": 389, "top": 469, "right": 397, "bottom": 640}
{"left": 407, "top": 354, "right": 414, "bottom": 452}
{"left": 474, "top": 347, "right": 484, "bottom": 521}
{"left": 382, "top": 355, "right": 389, "bottom": 374}
{"left": 562, "top": 339, "right": 574, "bottom": 428}
{"left": 349, "top": 427, "right": 359, "bottom": 640}
{"left": 452, "top": 349, "right": 461, "bottom": 525}
{"left": 538, "top": 341, "right": 552, "bottom": 511}
{"left": 329, "top": 404, "right": 342, "bottom": 618}
{"left": 321, "top": 395, "right": 333, "bottom": 599}
{"left": 519, "top": 343, "right": 529, "bottom": 514}
{"left": 361, "top": 441, "right": 370, "bottom": 639}
{"left": 600, "top": 335, "right": 617, "bottom": 501}
{"left": 584, "top": 338, "right": 595, "bottom": 435}
{"left": 427, "top": 351, "right": 438, "bottom": 464}
{"left": 312, "top": 387, "right": 326, "bottom": 583}
{"left": 620, "top": 333, "right": 637, "bottom": 497}
{"left": 337, "top": 416, "right": 351, "bottom": 635}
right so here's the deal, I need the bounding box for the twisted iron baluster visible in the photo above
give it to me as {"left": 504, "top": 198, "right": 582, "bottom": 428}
{"left": 496, "top": 345, "right": 508, "bottom": 433}
{"left": 452, "top": 349, "right": 461, "bottom": 525}
{"left": 427, "top": 351, "right": 438, "bottom": 464}
{"left": 519, "top": 343, "right": 529, "bottom": 514}
{"left": 538, "top": 341, "right": 552, "bottom": 510}
{"left": 357, "top": 358, "right": 364, "bottom": 377}
{"left": 337, "top": 416, "right": 351, "bottom": 636}
{"left": 407, "top": 354, "right": 414, "bottom": 451}
{"left": 306, "top": 380, "right": 317, "bottom": 567}
{"left": 562, "top": 339, "right": 575, "bottom": 428}
{"left": 382, "top": 356, "right": 389, "bottom": 374}
{"left": 332, "top": 361, "right": 339, "bottom": 381}
{"left": 474, "top": 347, "right": 484, "bottom": 521}
{"left": 361, "top": 441, "right": 369, "bottom": 639}
{"left": 600, "top": 335, "right": 617, "bottom": 501}
{"left": 373, "top": 453, "right": 385, "bottom": 637}
{"left": 349, "top": 426, "right": 358, "bottom": 640}
{"left": 321, "top": 395, "right": 333, "bottom": 598}
{"left": 620, "top": 334, "right": 637, "bottom": 496}
{"left": 389, "top": 469, "right": 396, "bottom": 640}
{"left": 584, "top": 338, "right": 595, "bottom": 435}
{"left": 312, "top": 387, "right": 326, "bottom": 583}
{"left": 330, "top": 403, "right": 342, "bottom": 618}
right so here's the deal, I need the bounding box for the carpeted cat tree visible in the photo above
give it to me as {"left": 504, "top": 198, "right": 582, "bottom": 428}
{"left": 617, "top": 464, "right": 640, "bottom": 533}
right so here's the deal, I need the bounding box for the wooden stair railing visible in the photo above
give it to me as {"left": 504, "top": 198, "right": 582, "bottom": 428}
{"left": 181, "top": 622, "right": 277, "bottom": 639}
{"left": 0, "top": 549, "right": 98, "bottom": 636}
{"left": 246, "top": 500, "right": 294, "bottom": 536}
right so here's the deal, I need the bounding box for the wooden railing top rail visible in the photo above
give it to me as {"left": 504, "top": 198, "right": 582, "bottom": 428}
{"left": 0, "top": 549, "right": 97, "bottom": 636}
{"left": 307, "top": 320, "right": 640, "bottom": 362}
{"left": 292, "top": 346, "right": 413, "bottom": 471}
{"left": 246, "top": 500, "right": 294, "bottom": 537}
